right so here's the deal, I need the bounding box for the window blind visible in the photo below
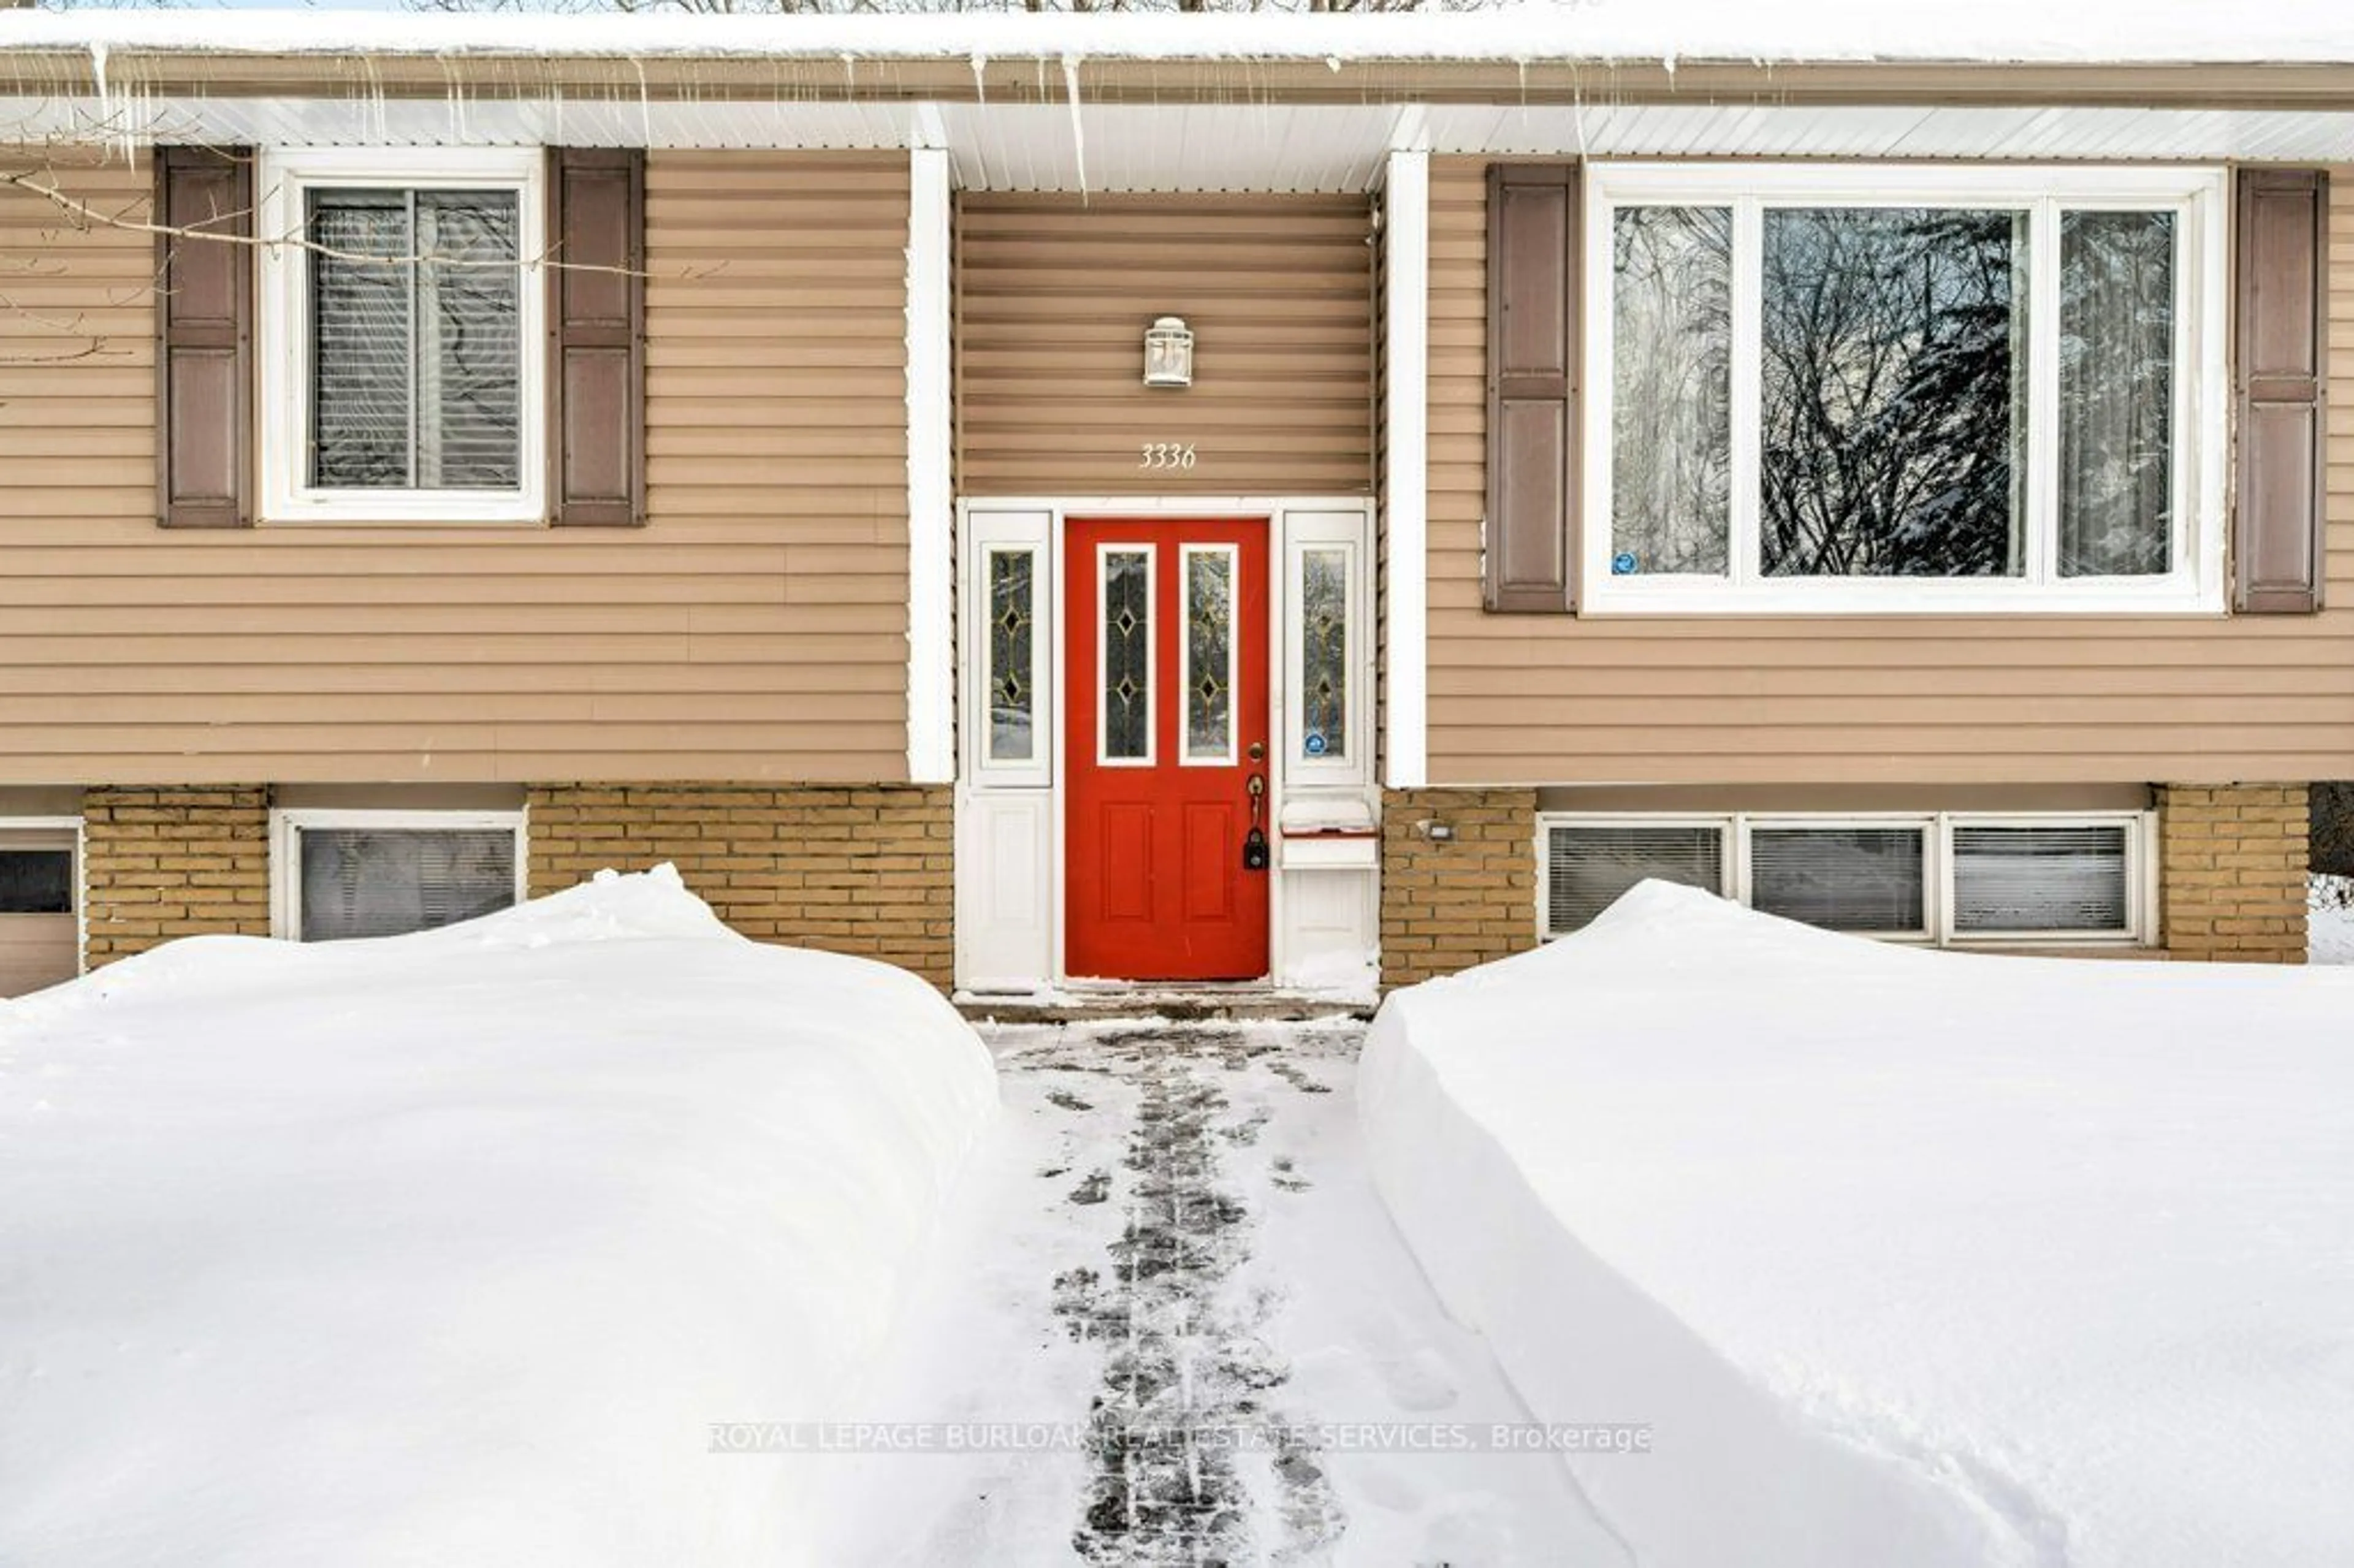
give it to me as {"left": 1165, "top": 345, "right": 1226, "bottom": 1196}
{"left": 298, "top": 828, "right": 517, "bottom": 942}
{"left": 308, "top": 188, "right": 520, "bottom": 491}
{"left": 309, "top": 191, "right": 412, "bottom": 489}
{"left": 1545, "top": 824, "right": 1724, "bottom": 935}
{"left": 1748, "top": 827, "right": 1927, "bottom": 933}
{"left": 417, "top": 193, "right": 521, "bottom": 487}
{"left": 1952, "top": 824, "right": 2131, "bottom": 934}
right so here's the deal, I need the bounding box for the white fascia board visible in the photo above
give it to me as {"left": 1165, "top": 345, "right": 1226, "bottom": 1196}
{"left": 905, "top": 143, "right": 956, "bottom": 785}
{"left": 1381, "top": 143, "right": 1430, "bottom": 791}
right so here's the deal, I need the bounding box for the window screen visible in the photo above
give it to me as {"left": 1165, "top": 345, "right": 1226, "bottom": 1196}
{"left": 1952, "top": 824, "right": 2131, "bottom": 934}
{"left": 1748, "top": 826, "right": 1927, "bottom": 933}
{"left": 1545, "top": 824, "right": 1724, "bottom": 935}
{"left": 298, "top": 828, "right": 517, "bottom": 942}
{"left": 0, "top": 850, "right": 73, "bottom": 915}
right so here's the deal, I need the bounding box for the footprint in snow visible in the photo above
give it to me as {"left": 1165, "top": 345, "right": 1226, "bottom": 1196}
{"left": 1270, "top": 1155, "right": 1312, "bottom": 1193}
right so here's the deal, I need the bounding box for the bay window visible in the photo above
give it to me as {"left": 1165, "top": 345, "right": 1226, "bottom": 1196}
{"left": 1585, "top": 164, "right": 2225, "bottom": 612}
{"left": 258, "top": 149, "right": 546, "bottom": 524}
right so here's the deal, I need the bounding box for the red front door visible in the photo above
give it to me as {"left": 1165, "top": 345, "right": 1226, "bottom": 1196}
{"left": 1065, "top": 517, "right": 1271, "bottom": 981}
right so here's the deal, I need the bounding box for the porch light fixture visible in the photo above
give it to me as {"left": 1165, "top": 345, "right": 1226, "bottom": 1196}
{"left": 1143, "top": 316, "right": 1194, "bottom": 389}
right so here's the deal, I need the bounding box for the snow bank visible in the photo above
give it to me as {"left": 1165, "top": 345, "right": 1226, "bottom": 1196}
{"left": 3, "top": 1, "right": 2352, "bottom": 69}
{"left": 1362, "top": 882, "right": 2354, "bottom": 1568}
{"left": 0, "top": 867, "right": 996, "bottom": 1568}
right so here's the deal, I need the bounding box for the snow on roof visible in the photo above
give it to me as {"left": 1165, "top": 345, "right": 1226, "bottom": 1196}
{"left": 2, "top": 0, "right": 2351, "bottom": 70}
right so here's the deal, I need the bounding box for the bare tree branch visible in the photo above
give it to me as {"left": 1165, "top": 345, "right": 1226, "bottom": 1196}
{"left": 1, "top": 163, "right": 661, "bottom": 281}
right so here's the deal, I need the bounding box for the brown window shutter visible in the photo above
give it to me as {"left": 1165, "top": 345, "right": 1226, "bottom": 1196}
{"left": 154, "top": 146, "right": 254, "bottom": 529}
{"left": 2233, "top": 168, "right": 2329, "bottom": 614}
{"left": 1484, "top": 162, "right": 1580, "bottom": 614}
{"left": 547, "top": 148, "right": 647, "bottom": 527}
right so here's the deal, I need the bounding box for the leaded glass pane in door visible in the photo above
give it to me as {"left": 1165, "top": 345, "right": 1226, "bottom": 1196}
{"left": 986, "top": 549, "right": 1036, "bottom": 763}
{"left": 1102, "top": 549, "right": 1151, "bottom": 762}
{"left": 1301, "top": 547, "right": 1348, "bottom": 761}
{"left": 1185, "top": 549, "right": 1235, "bottom": 761}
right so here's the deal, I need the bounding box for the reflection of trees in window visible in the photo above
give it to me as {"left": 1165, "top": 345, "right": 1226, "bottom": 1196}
{"left": 1761, "top": 208, "right": 2026, "bottom": 578}
{"left": 1102, "top": 552, "right": 1151, "bottom": 760}
{"left": 1185, "top": 550, "right": 1233, "bottom": 759}
{"left": 2060, "top": 211, "right": 2174, "bottom": 577}
{"left": 299, "top": 829, "right": 516, "bottom": 942}
{"left": 1301, "top": 549, "right": 1348, "bottom": 761}
{"left": 1612, "top": 206, "right": 1732, "bottom": 575}
{"left": 308, "top": 189, "right": 521, "bottom": 491}
{"left": 987, "top": 550, "right": 1034, "bottom": 762}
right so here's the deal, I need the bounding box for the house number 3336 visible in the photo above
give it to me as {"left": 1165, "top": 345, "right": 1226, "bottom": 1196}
{"left": 1138, "top": 443, "right": 1198, "bottom": 471}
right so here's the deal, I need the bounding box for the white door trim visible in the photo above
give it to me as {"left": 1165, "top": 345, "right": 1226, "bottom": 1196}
{"left": 955, "top": 497, "right": 1377, "bottom": 993}
{"left": 1381, "top": 143, "right": 1431, "bottom": 790}
{"left": 904, "top": 145, "right": 956, "bottom": 783}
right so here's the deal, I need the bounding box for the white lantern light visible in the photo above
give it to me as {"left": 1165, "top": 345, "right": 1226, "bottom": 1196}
{"left": 1143, "top": 315, "right": 1194, "bottom": 389}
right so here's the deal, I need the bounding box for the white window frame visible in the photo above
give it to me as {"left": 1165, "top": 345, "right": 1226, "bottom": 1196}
{"left": 257, "top": 147, "right": 547, "bottom": 527}
{"left": 965, "top": 523, "right": 1052, "bottom": 789}
{"left": 1178, "top": 542, "right": 1240, "bottom": 767}
{"left": 1941, "top": 810, "right": 2160, "bottom": 946}
{"left": 1580, "top": 162, "right": 2229, "bottom": 616}
{"left": 1538, "top": 809, "right": 2154, "bottom": 946}
{"left": 270, "top": 807, "right": 528, "bottom": 941}
{"left": 1737, "top": 814, "right": 1939, "bottom": 942}
{"left": 1285, "top": 520, "right": 1372, "bottom": 790}
{"left": 1536, "top": 813, "right": 1737, "bottom": 940}
{"left": 1094, "top": 542, "right": 1157, "bottom": 769}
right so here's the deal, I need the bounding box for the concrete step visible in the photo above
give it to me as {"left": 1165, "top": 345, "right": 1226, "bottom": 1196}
{"left": 953, "top": 989, "right": 1375, "bottom": 1026}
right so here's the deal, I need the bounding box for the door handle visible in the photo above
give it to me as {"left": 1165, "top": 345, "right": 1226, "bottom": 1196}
{"left": 1242, "top": 772, "right": 1270, "bottom": 871}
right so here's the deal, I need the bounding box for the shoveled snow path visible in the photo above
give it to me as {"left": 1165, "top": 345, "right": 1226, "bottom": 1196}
{"left": 812, "top": 1020, "right": 1622, "bottom": 1566}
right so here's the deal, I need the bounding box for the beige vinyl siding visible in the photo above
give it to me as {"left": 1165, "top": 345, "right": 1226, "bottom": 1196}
{"left": 0, "top": 149, "right": 910, "bottom": 784}
{"left": 1427, "top": 156, "right": 2354, "bottom": 786}
{"left": 955, "top": 193, "right": 1374, "bottom": 498}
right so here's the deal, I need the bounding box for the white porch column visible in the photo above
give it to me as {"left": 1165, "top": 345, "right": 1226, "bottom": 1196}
{"left": 1382, "top": 137, "right": 1431, "bottom": 790}
{"left": 904, "top": 136, "right": 955, "bottom": 784}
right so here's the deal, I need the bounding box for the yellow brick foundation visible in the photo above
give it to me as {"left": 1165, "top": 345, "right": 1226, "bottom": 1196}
{"left": 1379, "top": 787, "right": 1539, "bottom": 989}
{"left": 2158, "top": 782, "right": 2309, "bottom": 964}
{"left": 527, "top": 784, "right": 954, "bottom": 987}
{"left": 82, "top": 785, "right": 272, "bottom": 965}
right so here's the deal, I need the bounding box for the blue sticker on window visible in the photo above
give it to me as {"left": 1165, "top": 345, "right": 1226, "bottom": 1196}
{"left": 1611, "top": 552, "right": 1638, "bottom": 576}
{"left": 1303, "top": 731, "right": 1328, "bottom": 757}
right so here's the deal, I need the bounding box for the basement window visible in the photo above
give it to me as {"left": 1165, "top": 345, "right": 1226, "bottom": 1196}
{"left": 272, "top": 809, "right": 524, "bottom": 942}
{"left": 257, "top": 148, "right": 546, "bottom": 525}
{"left": 1542, "top": 822, "right": 1729, "bottom": 934}
{"left": 1951, "top": 823, "right": 2136, "bottom": 940}
{"left": 1540, "top": 812, "right": 2150, "bottom": 946}
{"left": 1747, "top": 824, "right": 1929, "bottom": 937}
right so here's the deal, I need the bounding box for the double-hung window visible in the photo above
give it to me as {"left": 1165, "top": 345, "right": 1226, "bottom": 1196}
{"left": 258, "top": 149, "right": 546, "bottom": 524}
{"left": 1584, "top": 164, "right": 2226, "bottom": 613}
